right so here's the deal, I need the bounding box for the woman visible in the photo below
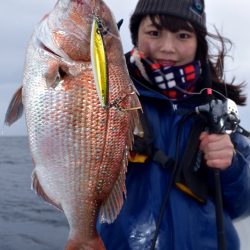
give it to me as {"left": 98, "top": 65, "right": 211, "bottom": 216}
{"left": 98, "top": 0, "right": 250, "bottom": 249}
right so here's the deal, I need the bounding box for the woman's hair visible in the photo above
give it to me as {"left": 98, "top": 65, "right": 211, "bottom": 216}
{"left": 130, "top": 14, "right": 246, "bottom": 105}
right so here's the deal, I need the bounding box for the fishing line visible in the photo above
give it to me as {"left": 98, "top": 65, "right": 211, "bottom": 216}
{"left": 105, "top": 30, "right": 120, "bottom": 41}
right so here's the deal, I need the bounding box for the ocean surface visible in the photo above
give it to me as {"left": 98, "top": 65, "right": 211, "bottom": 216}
{"left": 0, "top": 136, "right": 249, "bottom": 250}
{"left": 0, "top": 136, "right": 68, "bottom": 250}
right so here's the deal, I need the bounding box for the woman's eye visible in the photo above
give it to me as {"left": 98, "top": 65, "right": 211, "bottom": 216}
{"left": 147, "top": 30, "right": 159, "bottom": 37}
{"left": 178, "top": 32, "right": 191, "bottom": 39}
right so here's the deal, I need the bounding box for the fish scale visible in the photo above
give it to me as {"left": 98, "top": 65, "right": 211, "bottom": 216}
{"left": 26, "top": 61, "right": 135, "bottom": 244}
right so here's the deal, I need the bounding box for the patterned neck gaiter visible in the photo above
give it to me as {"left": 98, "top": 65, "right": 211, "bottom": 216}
{"left": 130, "top": 48, "right": 202, "bottom": 101}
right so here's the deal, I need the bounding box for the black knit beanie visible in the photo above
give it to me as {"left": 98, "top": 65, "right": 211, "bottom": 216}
{"left": 131, "top": 0, "right": 206, "bottom": 29}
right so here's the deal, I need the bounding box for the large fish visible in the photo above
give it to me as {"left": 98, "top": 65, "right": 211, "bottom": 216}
{"left": 5, "top": 0, "right": 142, "bottom": 249}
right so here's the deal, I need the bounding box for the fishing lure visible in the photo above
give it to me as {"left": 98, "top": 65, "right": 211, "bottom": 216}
{"left": 91, "top": 15, "right": 108, "bottom": 108}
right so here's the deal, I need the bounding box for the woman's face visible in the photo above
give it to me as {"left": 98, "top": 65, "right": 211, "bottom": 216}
{"left": 137, "top": 16, "right": 197, "bottom": 66}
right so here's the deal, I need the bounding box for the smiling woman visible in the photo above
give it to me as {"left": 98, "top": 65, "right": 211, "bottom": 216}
{"left": 137, "top": 16, "right": 198, "bottom": 66}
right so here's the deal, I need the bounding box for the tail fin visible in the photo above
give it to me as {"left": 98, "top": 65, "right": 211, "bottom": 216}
{"left": 65, "top": 235, "right": 105, "bottom": 250}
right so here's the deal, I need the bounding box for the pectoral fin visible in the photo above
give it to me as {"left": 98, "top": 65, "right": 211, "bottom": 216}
{"left": 5, "top": 86, "right": 24, "bottom": 126}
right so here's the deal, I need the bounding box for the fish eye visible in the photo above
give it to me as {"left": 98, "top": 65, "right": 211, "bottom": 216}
{"left": 97, "top": 22, "right": 103, "bottom": 29}
{"left": 96, "top": 18, "right": 110, "bottom": 36}
{"left": 97, "top": 19, "right": 103, "bottom": 28}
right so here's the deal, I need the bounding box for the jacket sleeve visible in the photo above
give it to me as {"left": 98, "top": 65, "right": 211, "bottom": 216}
{"left": 219, "top": 132, "right": 250, "bottom": 219}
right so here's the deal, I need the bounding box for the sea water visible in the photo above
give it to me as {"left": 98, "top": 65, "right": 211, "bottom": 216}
{"left": 0, "top": 136, "right": 68, "bottom": 250}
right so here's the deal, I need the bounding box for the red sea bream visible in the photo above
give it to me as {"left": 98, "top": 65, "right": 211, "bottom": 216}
{"left": 5, "top": 0, "right": 142, "bottom": 249}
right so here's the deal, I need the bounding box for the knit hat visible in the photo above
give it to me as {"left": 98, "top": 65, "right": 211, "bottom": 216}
{"left": 131, "top": 0, "right": 206, "bottom": 29}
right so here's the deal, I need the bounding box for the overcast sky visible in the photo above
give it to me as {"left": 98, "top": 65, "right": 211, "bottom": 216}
{"left": 0, "top": 0, "right": 250, "bottom": 136}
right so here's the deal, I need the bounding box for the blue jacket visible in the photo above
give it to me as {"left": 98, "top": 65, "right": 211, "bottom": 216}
{"left": 97, "top": 63, "right": 250, "bottom": 250}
